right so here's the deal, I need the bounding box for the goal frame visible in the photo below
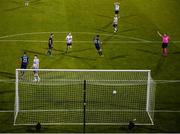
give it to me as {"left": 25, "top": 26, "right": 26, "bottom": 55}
{"left": 14, "top": 69, "right": 155, "bottom": 126}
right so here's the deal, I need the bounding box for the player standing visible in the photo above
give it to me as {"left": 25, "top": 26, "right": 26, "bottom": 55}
{"left": 25, "top": 0, "right": 29, "bottom": 6}
{"left": 113, "top": 14, "right": 119, "bottom": 32}
{"left": 114, "top": 1, "right": 120, "bottom": 16}
{"left": 157, "top": 31, "right": 170, "bottom": 56}
{"left": 93, "top": 35, "right": 103, "bottom": 57}
{"left": 65, "top": 32, "right": 73, "bottom": 53}
{"left": 32, "top": 55, "right": 40, "bottom": 82}
{"left": 47, "top": 33, "right": 54, "bottom": 56}
{"left": 20, "top": 52, "right": 29, "bottom": 78}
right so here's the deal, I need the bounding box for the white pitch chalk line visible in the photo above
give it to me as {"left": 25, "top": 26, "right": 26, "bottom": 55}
{"left": 1, "top": 79, "right": 180, "bottom": 83}
{"left": 0, "top": 31, "right": 150, "bottom": 42}
{"left": 0, "top": 39, "right": 180, "bottom": 44}
{"left": 0, "top": 32, "right": 180, "bottom": 43}
{"left": 1, "top": 110, "right": 180, "bottom": 113}
{"left": 0, "top": 39, "right": 167, "bottom": 43}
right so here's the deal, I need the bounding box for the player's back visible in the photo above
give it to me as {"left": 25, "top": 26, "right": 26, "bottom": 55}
{"left": 21, "top": 55, "right": 29, "bottom": 65}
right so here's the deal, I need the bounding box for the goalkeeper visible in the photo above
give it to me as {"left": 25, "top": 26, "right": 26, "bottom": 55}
{"left": 93, "top": 35, "right": 103, "bottom": 57}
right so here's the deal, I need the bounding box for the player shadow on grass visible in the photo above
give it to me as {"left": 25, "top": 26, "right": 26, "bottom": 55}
{"left": 4, "top": 6, "right": 24, "bottom": 12}
{"left": 153, "top": 57, "right": 165, "bottom": 75}
{"left": 67, "top": 48, "right": 93, "bottom": 54}
{"left": 30, "top": 0, "right": 43, "bottom": 5}
{"left": 171, "top": 51, "right": 180, "bottom": 55}
{"left": 65, "top": 54, "right": 96, "bottom": 61}
{"left": 110, "top": 55, "right": 127, "bottom": 60}
{"left": 23, "top": 49, "right": 45, "bottom": 56}
{"left": 96, "top": 14, "right": 113, "bottom": 19}
{"left": 136, "top": 49, "right": 159, "bottom": 55}
{"left": 0, "top": 71, "right": 15, "bottom": 79}
{"left": 43, "top": 47, "right": 64, "bottom": 53}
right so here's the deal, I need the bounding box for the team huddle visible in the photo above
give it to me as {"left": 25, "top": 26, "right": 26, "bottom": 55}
{"left": 20, "top": 1, "right": 170, "bottom": 82}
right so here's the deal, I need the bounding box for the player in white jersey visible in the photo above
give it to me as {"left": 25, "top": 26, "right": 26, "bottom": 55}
{"left": 25, "top": 0, "right": 29, "bottom": 6}
{"left": 114, "top": 1, "right": 120, "bottom": 15}
{"left": 113, "top": 15, "right": 118, "bottom": 32}
{"left": 32, "top": 55, "right": 40, "bottom": 82}
{"left": 65, "top": 32, "right": 73, "bottom": 53}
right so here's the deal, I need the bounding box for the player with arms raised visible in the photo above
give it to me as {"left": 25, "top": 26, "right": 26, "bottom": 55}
{"left": 32, "top": 55, "right": 40, "bottom": 82}
{"left": 65, "top": 32, "right": 73, "bottom": 53}
{"left": 20, "top": 52, "right": 29, "bottom": 78}
{"left": 157, "top": 31, "right": 170, "bottom": 56}
{"left": 93, "top": 35, "right": 103, "bottom": 57}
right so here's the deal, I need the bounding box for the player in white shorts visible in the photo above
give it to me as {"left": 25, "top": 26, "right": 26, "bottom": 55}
{"left": 65, "top": 32, "right": 73, "bottom": 53}
{"left": 32, "top": 55, "right": 40, "bottom": 82}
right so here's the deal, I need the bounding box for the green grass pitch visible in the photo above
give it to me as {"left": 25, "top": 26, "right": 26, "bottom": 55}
{"left": 0, "top": 0, "right": 180, "bottom": 132}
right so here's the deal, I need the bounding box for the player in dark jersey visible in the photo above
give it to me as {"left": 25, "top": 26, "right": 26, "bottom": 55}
{"left": 20, "top": 52, "right": 29, "bottom": 78}
{"left": 47, "top": 33, "right": 54, "bottom": 56}
{"left": 93, "top": 35, "right": 103, "bottom": 57}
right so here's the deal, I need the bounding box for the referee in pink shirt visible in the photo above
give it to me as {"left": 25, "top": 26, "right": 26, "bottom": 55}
{"left": 157, "top": 31, "right": 170, "bottom": 56}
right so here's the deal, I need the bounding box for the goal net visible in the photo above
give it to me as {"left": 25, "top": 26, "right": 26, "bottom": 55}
{"left": 14, "top": 69, "right": 156, "bottom": 125}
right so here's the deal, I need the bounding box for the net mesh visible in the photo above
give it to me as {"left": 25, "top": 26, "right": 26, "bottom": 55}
{"left": 14, "top": 69, "right": 155, "bottom": 125}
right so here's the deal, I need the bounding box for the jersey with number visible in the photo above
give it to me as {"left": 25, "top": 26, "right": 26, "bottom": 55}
{"left": 21, "top": 55, "right": 29, "bottom": 65}
{"left": 113, "top": 16, "right": 118, "bottom": 24}
{"left": 66, "top": 35, "right": 73, "bottom": 44}
{"left": 33, "top": 58, "right": 39, "bottom": 69}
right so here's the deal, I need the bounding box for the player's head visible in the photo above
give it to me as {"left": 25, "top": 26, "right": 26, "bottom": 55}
{"left": 164, "top": 33, "right": 167, "bottom": 36}
{"left": 24, "top": 52, "right": 26, "bottom": 55}
{"left": 96, "top": 35, "right": 99, "bottom": 38}
{"left": 68, "top": 32, "right": 71, "bottom": 36}
{"left": 50, "top": 32, "right": 54, "bottom": 37}
{"left": 34, "top": 55, "right": 38, "bottom": 59}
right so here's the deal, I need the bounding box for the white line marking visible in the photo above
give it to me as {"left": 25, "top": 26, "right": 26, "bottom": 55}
{"left": 0, "top": 32, "right": 179, "bottom": 44}
{"left": 0, "top": 31, "right": 150, "bottom": 41}
{"left": 1, "top": 110, "right": 180, "bottom": 113}
{"left": 0, "top": 39, "right": 168, "bottom": 43}
{"left": 1, "top": 79, "right": 180, "bottom": 83}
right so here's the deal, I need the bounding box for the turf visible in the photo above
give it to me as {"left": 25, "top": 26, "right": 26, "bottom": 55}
{"left": 0, "top": 0, "right": 180, "bottom": 132}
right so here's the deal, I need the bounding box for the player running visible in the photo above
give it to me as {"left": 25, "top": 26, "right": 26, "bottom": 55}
{"left": 47, "top": 33, "right": 54, "bottom": 56}
{"left": 32, "top": 55, "right": 40, "bottom": 82}
{"left": 65, "top": 32, "right": 73, "bottom": 53}
{"left": 113, "top": 14, "right": 119, "bottom": 32}
{"left": 20, "top": 52, "right": 29, "bottom": 78}
{"left": 25, "top": 0, "right": 29, "bottom": 6}
{"left": 93, "top": 35, "right": 103, "bottom": 57}
{"left": 157, "top": 31, "right": 170, "bottom": 56}
{"left": 114, "top": 1, "right": 120, "bottom": 16}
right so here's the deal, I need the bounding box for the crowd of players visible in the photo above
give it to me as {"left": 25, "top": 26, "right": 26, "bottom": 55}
{"left": 21, "top": 0, "right": 170, "bottom": 82}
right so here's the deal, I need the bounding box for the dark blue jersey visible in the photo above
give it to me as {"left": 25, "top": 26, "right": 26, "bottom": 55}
{"left": 21, "top": 55, "right": 29, "bottom": 65}
{"left": 94, "top": 38, "right": 101, "bottom": 49}
{"left": 48, "top": 37, "right": 53, "bottom": 48}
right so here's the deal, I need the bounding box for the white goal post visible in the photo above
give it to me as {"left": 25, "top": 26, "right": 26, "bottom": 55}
{"left": 14, "top": 69, "right": 156, "bottom": 125}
